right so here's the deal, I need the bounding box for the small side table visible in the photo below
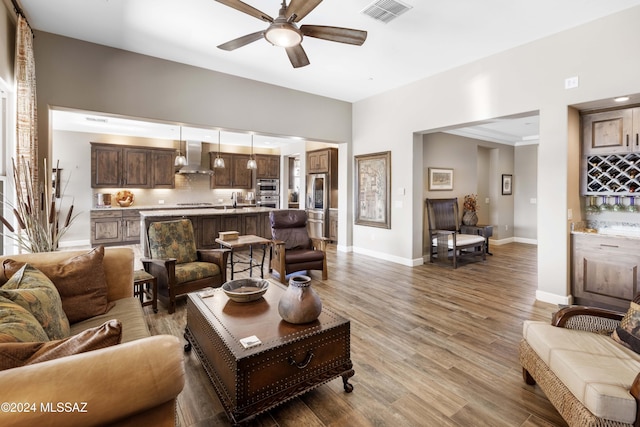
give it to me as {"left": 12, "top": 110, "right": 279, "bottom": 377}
{"left": 215, "top": 234, "right": 271, "bottom": 280}
{"left": 460, "top": 224, "right": 494, "bottom": 255}
{"left": 133, "top": 270, "right": 158, "bottom": 313}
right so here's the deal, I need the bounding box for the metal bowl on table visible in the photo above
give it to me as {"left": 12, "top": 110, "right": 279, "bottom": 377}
{"left": 222, "top": 278, "right": 269, "bottom": 303}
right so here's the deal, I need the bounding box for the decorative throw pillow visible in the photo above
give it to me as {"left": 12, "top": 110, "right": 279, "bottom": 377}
{"left": 2, "top": 246, "right": 114, "bottom": 324}
{"left": 0, "top": 319, "right": 122, "bottom": 371}
{"left": 0, "top": 264, "right": 70, "bottom": 340}
{"left": 612, "top": 296, "right": 640, "bottom": 353}
{"left": 0, "top": 296, "right": 49, "bottom": 343}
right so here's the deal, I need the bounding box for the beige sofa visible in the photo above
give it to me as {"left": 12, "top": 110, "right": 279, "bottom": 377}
{"left": 0, "top": 247, "right": 185, "bottom": 427}
{"left": 520, "top": 305, "right": 640, "bottom": 427}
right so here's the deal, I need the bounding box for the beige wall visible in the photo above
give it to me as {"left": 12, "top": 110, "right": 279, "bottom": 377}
{"left": 514, "top": 144, "right": 538, "bottom": 241}
{"left": 353, "top": 6, "right": 640, "bottom": 304}
{"left": 33, "top": 31, "right": 353, "bottom": 168}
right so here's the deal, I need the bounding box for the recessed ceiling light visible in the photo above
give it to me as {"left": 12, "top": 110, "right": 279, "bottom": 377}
{"left": 615, "top": 96, "right": 630, "bottom": 102}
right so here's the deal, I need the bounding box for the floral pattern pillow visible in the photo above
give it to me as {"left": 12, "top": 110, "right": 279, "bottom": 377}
{"left": 0, "top": 296, "right": 49, "bottom": 343}
{"left": 0, "top": 264, "right": 71, "bottom": 340}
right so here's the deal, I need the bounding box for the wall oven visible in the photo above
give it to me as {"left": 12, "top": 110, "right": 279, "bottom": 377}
{"left": 257, "top": 179, "right": 279, "bottom": 196}
{"left": 257, "top": 195, "right": 280, "bottom": 209}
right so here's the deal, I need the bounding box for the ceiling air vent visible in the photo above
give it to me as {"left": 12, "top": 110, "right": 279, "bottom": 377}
{"left": 360, "top": 0, "right": 412, "bottom": 24}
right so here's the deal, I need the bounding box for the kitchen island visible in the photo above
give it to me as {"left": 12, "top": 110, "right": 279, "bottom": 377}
{"left": 139, "top": 207, "right": 275, "bottom": 256}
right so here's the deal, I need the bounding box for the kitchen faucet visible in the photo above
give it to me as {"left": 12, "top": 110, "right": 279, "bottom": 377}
{"left": 231, "top": 192, "right": 237, "bottom": 208}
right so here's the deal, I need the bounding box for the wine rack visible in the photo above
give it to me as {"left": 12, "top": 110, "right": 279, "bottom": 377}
{"left": 585, "top": 153, "right": 640, "bottom": 194}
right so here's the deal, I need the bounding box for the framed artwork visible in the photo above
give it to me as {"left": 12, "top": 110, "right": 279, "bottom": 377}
{"left": 428, "top": 168, "right": 454, "bottom": 191}
{"left": 502, "top": 174, "right": 513, "bottom": 195}
{"left": 355, "top": 151, "right": 391, "bottom": 229}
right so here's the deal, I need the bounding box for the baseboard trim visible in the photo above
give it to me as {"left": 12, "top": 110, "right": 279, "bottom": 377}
{"left": 536, "top": 290, "right": 572, "bottom": 306}
{"left": 352, "top": 246, "right": 421, "bottom": 267}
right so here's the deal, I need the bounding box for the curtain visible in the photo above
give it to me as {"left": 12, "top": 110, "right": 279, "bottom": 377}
{"left": 14, "top": 14, "right": 38, "bottom": 210}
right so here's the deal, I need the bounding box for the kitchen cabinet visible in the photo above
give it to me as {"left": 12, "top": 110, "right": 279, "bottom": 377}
{"left": 582, "top": 108, "right": 640, "bottom": 156}
{"left": 91, "top": 143, "right": 176, "bottom": 189}
{"left": 151, "top": 150, "right": 176, "bottom": 188}
{"left": 329, "top": 209, "right": 338, "bottom": 242}
{"left": 198, "top": 216, "right": 222, "bottom": 248}
{"left": 308, "top": 148, "right": 335, "bottom": 173}
{"left": 209, "top": 153, "right": 253, "bottom": 189}
{"left": 90, "top": 209, "right": 141, "bottom": 245}
{"left": 255, "top": 154, "right": 280, "bottom": 179}
{"left": 571, "top": 233, "right": 640, "bottom": 311}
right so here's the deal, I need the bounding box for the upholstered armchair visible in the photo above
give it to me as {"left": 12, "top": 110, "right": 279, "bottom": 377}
{"left": 142, "top": 219, "right": 229, "bottom": 313}
{"left": 425, "top": 198, "right": 486, "bottom": 268}
{"left": 269, "top": 210, "right": 328, "bottom": 284}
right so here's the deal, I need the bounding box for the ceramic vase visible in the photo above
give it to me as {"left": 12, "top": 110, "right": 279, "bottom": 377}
{"left": 278, "top": 275, "right": 322, "bottom": 324}
{"left": 462, "top": 210, "right": 478, "bottom": 226}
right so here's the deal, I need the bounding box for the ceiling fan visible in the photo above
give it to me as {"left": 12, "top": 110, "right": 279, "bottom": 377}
{"left": 215, "top": 0, "right": 368, "bottom": 68}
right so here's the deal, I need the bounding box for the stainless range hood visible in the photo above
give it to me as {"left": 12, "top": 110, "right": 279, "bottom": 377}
{"left": 177, "top": 140, "right": 214, "bottom": 174}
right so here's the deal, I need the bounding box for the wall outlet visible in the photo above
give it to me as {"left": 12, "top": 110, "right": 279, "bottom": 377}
{"left": 567, "top": 208, "right": 573, "bottom": 220}
{"left": 530, "top": 198, "right": 537, "bottom": 204}
{"left": 158, "top": 200, "right": 164, "bottom": 204}
{"left": 485, "top": 198, "right": 490, "bottom": 204}
{"left": 505, "top": 225, "right": 509, "bottom": 231}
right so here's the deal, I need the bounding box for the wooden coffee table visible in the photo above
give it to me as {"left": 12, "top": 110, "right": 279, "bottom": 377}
{"left": 184, "top": 282, "right": 354, "bottom": 425}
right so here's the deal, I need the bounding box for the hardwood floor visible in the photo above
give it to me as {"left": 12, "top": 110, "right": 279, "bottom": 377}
{"left": 141, "top": 243, "right": 567, "bottom": 427}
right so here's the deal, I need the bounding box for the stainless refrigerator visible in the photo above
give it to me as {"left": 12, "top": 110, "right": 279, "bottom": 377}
{"left": 306, "top": 174, "right": 329, "bottom": 239}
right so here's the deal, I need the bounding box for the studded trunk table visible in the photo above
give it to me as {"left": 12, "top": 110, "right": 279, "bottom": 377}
{"left": 184, "top": 283, "right": 354, "bottom": 426}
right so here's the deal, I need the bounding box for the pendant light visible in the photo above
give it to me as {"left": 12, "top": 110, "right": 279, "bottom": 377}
{"left": 213, "top": 131, "right": 225, "bottom": 168}
{"left": 247, "top": 134, "right": 257, "bottom": 169}
{"left": 174, "top": 126, "right": 187, "bottom": 169}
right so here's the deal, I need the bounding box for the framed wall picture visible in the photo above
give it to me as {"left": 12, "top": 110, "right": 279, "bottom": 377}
{"left": 502, "top": 174, "right": 513, "bottom": 195}
{"left": 428, "top": 168, "right": 454, "bottom": 191}
{"left": 355, "top": 151, "right": 391, "bottom": 229}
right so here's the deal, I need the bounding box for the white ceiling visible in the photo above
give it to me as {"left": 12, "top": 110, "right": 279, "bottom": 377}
{"left": 25, "top": 0, "right": 640, "bottom": 145}
{"left": 19, "top": 0, "right": 640, "bottom": 103}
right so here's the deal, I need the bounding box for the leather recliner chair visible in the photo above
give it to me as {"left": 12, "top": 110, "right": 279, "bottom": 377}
{"left": 269, "top": 210, "right": 328, "bottom": 284}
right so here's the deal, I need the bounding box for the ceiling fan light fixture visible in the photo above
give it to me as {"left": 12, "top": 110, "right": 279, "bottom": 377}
{"left": 265, "top": 23, "right": 302, "bottom": 47}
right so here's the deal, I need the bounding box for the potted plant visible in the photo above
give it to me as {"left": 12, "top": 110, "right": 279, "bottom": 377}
{"left": 462, "top": 194, "right": 478, "bottom": 226}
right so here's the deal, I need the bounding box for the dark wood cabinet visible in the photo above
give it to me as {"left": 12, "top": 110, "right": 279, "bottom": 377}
{"left": 151, "top": 150, "right": 176, "bottom": 188}
{"left": 198, "top": 216, "right": 222, "bottom": 248}
{"left": 307, "top": 148, "right": 338, "bottom": 174}
{"left": 210, "top": 153, "right": 253, "bottom": 189}
{"left": 91, "top": 143, "right": 175, "bottom": 188}
{"left": 91, "top": 144, "right": 122, "bottom": 187}
{"left": 255, "top": 154, "right": 280, "bottom": 179}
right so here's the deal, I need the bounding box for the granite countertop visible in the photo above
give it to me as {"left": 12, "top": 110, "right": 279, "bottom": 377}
{"left": 92, "top": 204, "right": 257, "bottom": 212}
{"left": 138, "top": 207, "right": 274, "bottom": 217}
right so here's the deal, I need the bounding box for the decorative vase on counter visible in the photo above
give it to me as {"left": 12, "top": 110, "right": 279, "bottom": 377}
{"left": 462, "top": 210, "right": 478, "bottom": 226}
{"left": 278, "top": 275, "right": 322, "bottom": 324}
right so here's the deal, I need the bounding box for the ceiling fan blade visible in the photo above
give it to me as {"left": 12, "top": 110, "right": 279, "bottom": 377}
{"left": 285, "top": 45, "right": 310, "bottom": 68}
{"left": 217, "top": 31, "right": 264, "bottom": 51}
{"left": 301, "top": 25, "right": 367, "bottom": 45}
{"left": 286, "top": 0, "right": 322, "bottom": 22}
{"left": 214, "top": 0, "right": 273, "bottom": 22}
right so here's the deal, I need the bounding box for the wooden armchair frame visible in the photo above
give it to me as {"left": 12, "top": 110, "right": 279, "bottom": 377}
{"left": 425, "top": 198, "right": 485, "bottom": 268}
{"left": 142, "top": 219, "right": 229, "bottom": 313}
